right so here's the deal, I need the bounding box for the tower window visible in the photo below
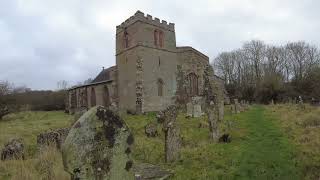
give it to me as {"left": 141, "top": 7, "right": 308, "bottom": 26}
{"left": 159, "top": 31, "right": 164, "bottom": 48}
{"left": 154, "top": 30, "right": 158, "bottom": 46}
{"left": 124, "top": 28, "right": 129, "bottom": 48}
{"left": 157, "top": 78, "right": 164, "bottom": 96}
{"left": 158, "top": 57, "right": 161, "bottom": 66}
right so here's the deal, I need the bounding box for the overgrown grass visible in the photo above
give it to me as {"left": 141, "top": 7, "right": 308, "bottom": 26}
{"left": 124, "top": 106, "right": 301, "bottom": 179}
{"left": 0, "top": 146, "right": 69, "bottom": 180}
{"left": 0, "top": 106, "right": 317, "bottom": 179}
{"left": 0, "top": 111, "right": 72, "bottom": 179}
{"left": 266, "top": 104, "right": 320, "bottom": 180}
{"left": 0, "top": 111, "right": 73, "bottom": 156}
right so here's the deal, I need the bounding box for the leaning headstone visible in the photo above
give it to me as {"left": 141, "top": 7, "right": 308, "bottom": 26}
{"left": 145, "top": 122, "right": 158, "bottom": 137}
{"left": 160, "top": 105, "right": 180, "bottom": 163}
{"left": 207, "top": 101, "right": 219, "bottom": 142}
{"left": 1, "top": 138, "right": 25, "bottom": 161}
{"left": 37, "top": 128, "right": 70, "bottom": 150}
{"left": 62, "top": 106, "right": 134, "bottom": 180}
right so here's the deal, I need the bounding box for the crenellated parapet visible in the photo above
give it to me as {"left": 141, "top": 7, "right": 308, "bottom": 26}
{"left": 116, "top": 10, "right": 175, "bottom": 33}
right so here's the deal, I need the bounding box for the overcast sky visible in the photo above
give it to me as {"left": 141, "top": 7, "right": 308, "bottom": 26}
{"left": 1, "top": 0, "right": 319, "bottom": 90}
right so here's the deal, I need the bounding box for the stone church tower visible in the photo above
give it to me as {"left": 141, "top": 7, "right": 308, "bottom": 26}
{"left": 67, "top": 11, "right": 227, "bottom": 115}
{"left": 116, "top": 11, "right": 178, "bottom": 113}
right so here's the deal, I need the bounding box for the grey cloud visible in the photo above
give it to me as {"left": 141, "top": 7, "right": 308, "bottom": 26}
{"left": 0, "top": 0, "right": 319, "bottom": 90}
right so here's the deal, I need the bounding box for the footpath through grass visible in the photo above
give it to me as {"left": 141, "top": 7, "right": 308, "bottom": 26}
{"left": 231, "top": 105, "right": 301, "bottom": 179}
{"left": 125, "top": 105, "right": 302, "bottom": 179}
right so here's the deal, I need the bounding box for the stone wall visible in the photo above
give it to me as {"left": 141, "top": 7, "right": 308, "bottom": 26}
{"left": 177, "top": 47, "right": 209, "bottom": 98}
{"left": 116, "top": 12, "right": 177, "bottom": 113}
{"left": 67, "top": 82, "right": 116, "bottom": 114}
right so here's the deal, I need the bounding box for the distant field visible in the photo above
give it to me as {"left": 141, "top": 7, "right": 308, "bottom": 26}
{"left": 0, "top": 105, "right": 319, "bottom": 179}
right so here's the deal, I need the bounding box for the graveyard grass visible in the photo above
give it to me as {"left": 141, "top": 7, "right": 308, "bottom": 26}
{"left": 0, "top": 105, "right": 319, "bottom": 179}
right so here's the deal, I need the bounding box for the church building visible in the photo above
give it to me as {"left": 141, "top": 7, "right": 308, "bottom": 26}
{"left": 67, "top": 11, "right": 226, "bottom": 114}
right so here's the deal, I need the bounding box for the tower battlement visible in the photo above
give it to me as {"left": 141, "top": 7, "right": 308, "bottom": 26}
{"left": 116, "top": 11, "right": 175, "bottom": 33}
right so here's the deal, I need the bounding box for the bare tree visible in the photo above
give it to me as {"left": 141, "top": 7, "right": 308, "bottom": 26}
{"left": 57, "top": 80, "right": 69, "bottom": 90}
{"left": 243, "top": 40, "right": 266, "bottom": 85}
{"left": 213, "top": 40, "right": 320, "bottom": 102}
{"left": 0, "top": 81, "right": 12, "bottom": 96}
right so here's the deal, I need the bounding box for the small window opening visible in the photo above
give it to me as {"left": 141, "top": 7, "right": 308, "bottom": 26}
{"left": 157, "top": 79, "right": 164, "bottom": 97}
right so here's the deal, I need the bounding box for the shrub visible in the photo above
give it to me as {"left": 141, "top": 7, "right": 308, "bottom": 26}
{"left": 302, "top": 114, "right": 320, "bottom": 128}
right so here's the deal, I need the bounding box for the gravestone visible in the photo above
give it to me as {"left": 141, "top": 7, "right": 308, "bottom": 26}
{"left": 231, "top": 104, "right": 235, "bottom": 114}
{"left": 207, "top": 101, "right": 219, "bottom": 142}
{"left": 73, "top": 107, "right": 87, "bottom": 123}
{"left": 193, "top": 104, "right": 202, "bottom": 118}
{"left": 298, "top": 96, "right": 305, "bottom": 110}
{"left": 1, "top": 138, "right": 25, "bottom": 161}
{"left": 62, "top": 106, "right": 134, "bottom": 180}
{"left": 186, "top": 102, "right": 193, "bottom": 117}
{"left": 144, "top": 122, "right": 158, "bottom": 137}
{"left": 234, "top": 99, "right": 240, "bottom": 114}
{"left": 159, "top": 105, "right": 180, "bottom": 163}
{"left": 0, "top": 106, "right": 9, "bottom": 120}
{"left": 218, "top": 100, "right": 224, "bottom": 122}
{"left": 270, "top": 99, "right": 274, "bottom": 105}
{"left": 37, "top": 128, "right": 70, "bottom": 150}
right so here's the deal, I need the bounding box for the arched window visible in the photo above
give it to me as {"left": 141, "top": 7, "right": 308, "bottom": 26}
{"left": 124, "top": 28, "right": 129, "bottom": 48}
{"left": 157, "top": 78, "right": 164, "bottom": 96}
{"left": 103, "top": 86, "right": 110, "bottom": 107}
{"left": 159, "top": 31, "right": 164, "bottom": 48}
{"left": 91, "top": 87, "right": 96, "bottom": 107}
{"left": 188, "top": 73, "right": 198, "bottom": 96}
{"left": 154, "top": 30, "right": 158, "bottom": 46}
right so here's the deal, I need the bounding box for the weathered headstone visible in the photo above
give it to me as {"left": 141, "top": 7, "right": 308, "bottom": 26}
{"left": 270, "top": 99, "right": 274, "bottom": 105}
{"left": 193, "top": 104, "right": 202, "bottom": 118}
{"left": 1, "top": 138, "right": 25, "bottom": 161}
{"left": 218, "top": 100, "right": 224, "bottom": 122}
{"left": 186, "top": 102, "right": 193, "bottom": 117}
{"left": 298, "top": 96, "right": 305, "bottom": 110}
{"left": 231, "top": 105, "right": 235, "bottom": 114}
{"left": 234, "top": 99, "right": 240, "bottom": 114}
{"left": 159, "top": 105, "right": 180, "bottom": 163}
{"left": 0, "top": 106, "right": 9, "bottom": 120}
{"left": 62, "top": 106, "right": 134, "bottom": 180}
{"left": 73, "top": 107, "right": 87, "bottom": 123}
{"left": 37, "top": 128, "right": 70, "bottom": 150}
{"left": 207, "top": 101, "right": 219, "bottom": 142}
{"left": 144, "top": 122, "right": 158, "bottom": 137}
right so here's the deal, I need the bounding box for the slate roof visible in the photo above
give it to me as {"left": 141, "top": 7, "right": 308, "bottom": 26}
{"left": 92, "top": 66, "right": 116, "bottom": 83}
{"left": 69, "top": 66, "right": 116, "bottom": 90}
